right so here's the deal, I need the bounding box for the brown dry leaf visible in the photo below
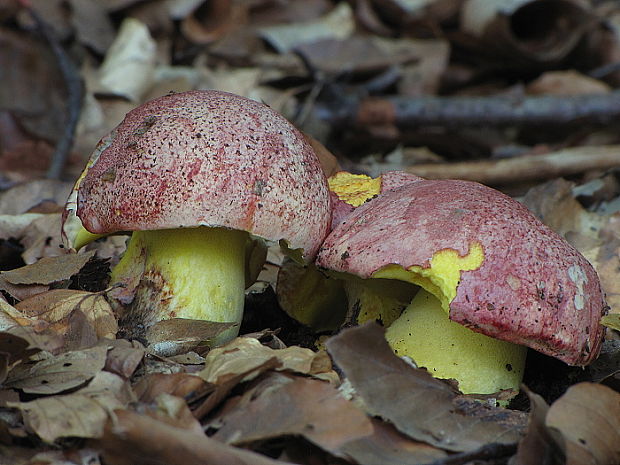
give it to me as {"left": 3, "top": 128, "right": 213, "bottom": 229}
{"left": 0, "top": 299, "right": 39, "bottom": 329}
{"left": 1, "top": 251, "right": 95, "bottom": 285}
{"left": 19, "top": 213, "right": 68, "bottom": 264}
{"left": 134, "top": 372, "right": 211, "bottom": 403}
{"left": 520, "top": 178, "right": 604, "bottom": 244}
{"left": 68, "top": 0, "right": 115, "bottom": 54}
{"left": 340, "top": 419, "right": 447, "bottom": 465}
{"left": 0, "top": 213, "right": 45, "bottom": 240}
{"left": 145, "top": 393, "right": 204, "bottom": 434}
{"left": 0, "top": 180, "right": 71, "bottom": 216}
{"left": 180, "top": 0, "right": 249, "bottom": 45}
{"left": 259, "top": 2, "right": 354, "bottom": 53}
{"left": 593, "top": 215, "right": 620, "bottom": 315}
{"left": 197, "top": 336, "right": 335, "bottom": 385}
{"left": 398, "top": 39, "right": 450, "bottom": 96}
{"left": 104, "top": 339, "right": 145, "bottom": 379}
{"left": 0, "top": 30, "right": 67, "bottom": 145}
{"left": 6, "top": 345, "right": 108, "bottom": 394}
{"left": 23, "top": 448, "right": 101, "bottom": 465}
{"left": 214, "top": 372, "right": 373, "bottom": 457}
{"left": 8, "top": 371, "right": 133, "bottom": 443}
{"left": 0, "top": 280, "right": 49, "bottom": 304}
{"left": 15, "top": 288, "right": 117, "bottom": 341}
{"left": 325, "top": 323, "right": 525, "bottom": 452}
{"left": 193, "top": 358, "right": 280, "bottom": 420}
{"left": 97, "top": 409, "right": 295, "bottom": 465}
{"left": 546, "top": 383, "right": 620, "bottom": 465}
{"left": 94, "top": 17, "right": 156, "bottom": 101}
{"left": 513, "top": 387, "right": 564, "bottom": 465}
{"left": 0, "top": 303, "right": 64, "bottom": 358}
{"left": 294, "top": 36, "right": 420, "bottom": 75}
{"left": 145, "top": 318, "right": 236, "bottom": 357}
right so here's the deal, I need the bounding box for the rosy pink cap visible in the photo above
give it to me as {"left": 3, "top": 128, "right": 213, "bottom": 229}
{"left": 77, "top": 90, "right": 331, "bottom": 259}
{"left": 317, "top": 177, "right": 606, "bottom": 365}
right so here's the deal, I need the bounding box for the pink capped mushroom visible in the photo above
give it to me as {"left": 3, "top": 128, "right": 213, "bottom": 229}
{"left": 317, "top": 172, "right": 607, "bottom": 394}
{"left": 70, "top": 90, "right": 331, "bottom": 343}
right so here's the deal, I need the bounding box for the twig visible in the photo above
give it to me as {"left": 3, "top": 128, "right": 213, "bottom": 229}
{"left": 19, "top": 0, "right": 84, "bottom": 179}
{"left": 402, "top": 146, "right": 620, "bottom": 185}
{"left": 318, "top": 91, "right": 620, "bottom": 129}
{"left": 422, "top": 442, "right": 518, "bottom": 465}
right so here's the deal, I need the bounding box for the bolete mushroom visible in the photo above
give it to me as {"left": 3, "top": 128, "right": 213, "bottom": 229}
{"left": 70, "top": 90, "right": 331, "bottom": 342}
{"left": 316, "top": 172, "right": 606, "bottom": 394}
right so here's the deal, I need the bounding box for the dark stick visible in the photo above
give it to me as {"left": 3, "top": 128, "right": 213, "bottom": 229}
{"left": 19, "top": 0, "right": 84, "bottom": 179}
{"left": 318, "top": 91, "right": 620, "bottom": 129}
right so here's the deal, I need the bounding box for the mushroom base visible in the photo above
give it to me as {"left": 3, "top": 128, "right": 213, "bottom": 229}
{"left": 111, "top": 226, "right": 248, "bottom": 345}
{"left": 385, "top": 289, "right": 527, "bottom": 395}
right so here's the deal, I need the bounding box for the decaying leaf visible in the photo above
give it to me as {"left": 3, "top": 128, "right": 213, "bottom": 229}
{"left": 259, "top": 2, "right": 354, "bottom": 53}
{"left": 134, "top": 372, "right": 212, "bottom": 404}
{"left": 1, "top": 251, "right": 95, "bottom": 285}
{"left": 19, "top": 213, "right": 68, "bottom": 264}
{"left": 103, "top": 338, "right": 145, "bottom": 379}
{"left": 546, "top": 383, "right": 620, "bottom": 465}
{"left": 147, "top": 392, "right": 204, "bottom": 434}
{"left": 193, "top": 357, "right": 281, "bottom": 420}
{"left": 5, "top": 345, "right": 108, "bottom": 394}
{"left": 0, "top": 250, "right": 94, "bottom": 300}
{"left": 0, "top": 302, "right": 64, "bottom": 357}
{"left": 340, "top": 419, "right": 447, "bottom": 465}
{"left": 8, "top": 371, "right": 134, "bottom": 443}
{"left": 0, "top": 180, "right": 71, "bottom": 216}
{"left": 0, "top": 213, "right": 45, "bottom": 240}
{"left": 513, "top": 387, "right": 564, "bottom": 465}
{"left": 325, "top": 323, "right": 526, "bottom": 452}
{"left": 197, "top": 336, "right": 335, "bottom": 385}
{"left": 593, "top": 216, "right": 620, "bottom": 315}
{"left": 145, "top": 318, "right": 236, "bottom": 357}
{"left": 94, "top": 17, "right": 156, "bottom": 101}
{"left": 15, "top": 288, "right": 117, "bottom": 341}
{"left": 294, "top": 36, "right": 420, "bottom": 76}
{"left": 180, "top": 0, "right": 249, "bottom": 46}
{"left": 213, "top": 372, "right": 373, "bottom": 457}
{"left": 96, "top": 409, "right": 295, "bottom": 465}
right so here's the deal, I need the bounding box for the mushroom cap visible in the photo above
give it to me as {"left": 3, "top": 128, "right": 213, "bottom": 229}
{"left": 328, "top": 171, "right": 424, "bottom": 227}
{"left": 77, "top": 90, "right": 331, "bottom": 259}
{"left": 317, "top": 178, "right": 606, "bottom": 365}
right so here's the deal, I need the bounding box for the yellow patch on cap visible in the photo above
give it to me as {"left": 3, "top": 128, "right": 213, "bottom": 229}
{"left": 372, "top": 241, "right": 484, "bottom": 313}
{"left": 328, "top": 172, "right": 381, "bottom": 207}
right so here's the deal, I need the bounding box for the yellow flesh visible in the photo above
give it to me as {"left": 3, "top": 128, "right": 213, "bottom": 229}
{"left": 385, "top": 289, "right": 526, "bottom": 394}
{"left": 360, "top": 244, "right": 527, "bottom": 395}
{"left": 373, "top": 242, "right": 484, "bottom": 312}
{"left": 328, "top": 172, "right": 381, "bottom": 207}
{"left": 73, "top": 227, "right": 106, "bottom": 250}
{"left": 111, "top": 227, "right": 247, "bottom": 344}
{"left": 344, "top": 275, "right": 415, "bottom": 327}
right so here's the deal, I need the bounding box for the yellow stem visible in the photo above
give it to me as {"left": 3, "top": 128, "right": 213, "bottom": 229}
{"left": 111, "top": 227, "right": 248, "bottom": 345}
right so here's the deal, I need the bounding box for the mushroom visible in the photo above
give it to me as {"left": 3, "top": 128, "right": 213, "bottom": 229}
{"left": 316, "top": 172, "right": 607, "bottom": 394}
{"left": 71, "top": 90, "right": 331, "bottom": 343}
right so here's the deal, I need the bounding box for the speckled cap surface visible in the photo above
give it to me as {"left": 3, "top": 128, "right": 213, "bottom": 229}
{"left": 77, "top": 90, "right": 331, "bottom": 259}
{"left": 317, "top": 178, "right": 606, "bottom": 365}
